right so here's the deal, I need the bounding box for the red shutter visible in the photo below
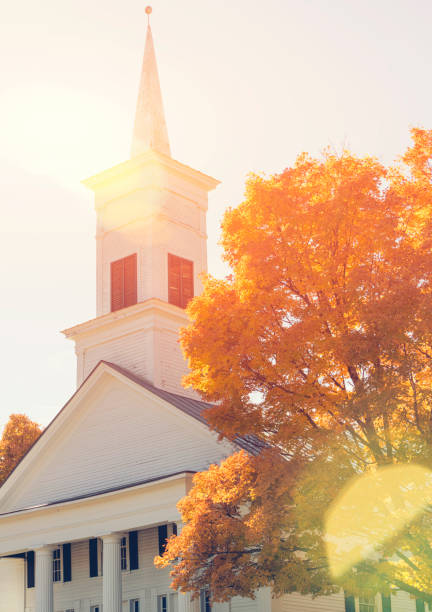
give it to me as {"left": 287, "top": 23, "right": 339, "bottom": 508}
{"left": 168, "top": 254, "right": 194, "bottom": 309}
{"left": 180, "top": 259, "right": 194, "bottom": 308}
{"left": 168, "top": 254, "right": 181, "bottom": 307}
{"left": 111, "top": 259, "right": 124, "bottom": 312}
{"left": 124, "top": 254, "right": 137, "bottom": 308}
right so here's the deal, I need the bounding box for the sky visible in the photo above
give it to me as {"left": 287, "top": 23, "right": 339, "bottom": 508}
{"left": 0, "top": 0, "right": 431, "bottom": 430}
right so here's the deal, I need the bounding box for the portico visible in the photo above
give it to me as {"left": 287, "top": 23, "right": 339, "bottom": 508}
{"left": 0, "top": 471, "right": 193, "bottom": 612}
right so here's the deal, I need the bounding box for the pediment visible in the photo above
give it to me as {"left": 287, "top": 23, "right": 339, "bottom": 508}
{"left": 0, "top": 362, "right": 234, "bottom": 515}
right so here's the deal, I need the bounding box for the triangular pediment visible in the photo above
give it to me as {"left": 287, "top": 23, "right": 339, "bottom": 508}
{"left": 0, "top": 362, "right": 235, "bottom": 515}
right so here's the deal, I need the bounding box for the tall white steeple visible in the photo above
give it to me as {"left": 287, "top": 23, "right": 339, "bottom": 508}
{"left": 131, "top": 9, "right": 171, "bottom": 157}
{"left": 63, "top": 8, "right": 219, "bottom": 396}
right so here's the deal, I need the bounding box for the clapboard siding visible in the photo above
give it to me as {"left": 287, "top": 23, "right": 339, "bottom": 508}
{"left": 275, "top": 591, "right": 345, "bottom": 611}
{"left": 82, "top": 329, "right": 153, "bottom": 384}
{"left": 390, "top": 590, "right": 417, "bottom": 612}
{"left": 157, "top": 327, "right": 195, "bottom": 397}
{"left": 231, "top": 596, "right": 259, "bottom": 611}
{"left": 8, "top": 376, "right": 232, "bottom": 512}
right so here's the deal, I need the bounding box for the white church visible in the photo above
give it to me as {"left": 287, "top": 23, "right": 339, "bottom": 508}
{"left": 0, "top": 10, "right": 421, "bottom": 612}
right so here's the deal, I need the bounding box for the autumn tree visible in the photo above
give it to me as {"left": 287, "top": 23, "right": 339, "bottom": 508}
{"left": 156, "top": 129, "right": 432, "bottom": 602}
{"left": 0, "top": 413, "right": 42, "bottom": 485}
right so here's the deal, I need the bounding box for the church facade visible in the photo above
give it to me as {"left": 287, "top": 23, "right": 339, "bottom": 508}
{"left": 0, "top": 12, "right": 419, "bottom": 612}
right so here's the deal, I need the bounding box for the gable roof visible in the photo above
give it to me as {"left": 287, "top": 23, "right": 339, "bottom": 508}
{"left": 0, "top": 361, "right": 265, "bottom": 511}
{"left": 103, "top": 361, "right": 266, "bottom": 457}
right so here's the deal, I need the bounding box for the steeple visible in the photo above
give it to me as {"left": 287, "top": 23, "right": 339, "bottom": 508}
{"left": 131, "top": 7, "right": 171, "bottom": 158}
{"left": 65, "top": 7, "right": 219, "bottom": 397}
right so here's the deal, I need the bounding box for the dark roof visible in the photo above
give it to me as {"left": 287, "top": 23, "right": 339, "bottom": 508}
{"left": 103, "top": 361, "right": 266, "bottom": 456}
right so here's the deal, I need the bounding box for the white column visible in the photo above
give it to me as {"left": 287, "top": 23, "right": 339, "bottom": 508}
{"left": 175, "top": 521, "right": 195, "bottom": 612}
{"left": 102, "top": 533, "right": 123, "bottom": 612}
{"left": 256, "top": 587, "right": 272, "bottom": 611}
{"left": 178, "top": 592, "right": 193, "bottom": 612}
{"left": 35, "top": 546, "right": 55, "bottom": 612}
{"left": 150, "top": 588, "right": 157, "bottom": 612}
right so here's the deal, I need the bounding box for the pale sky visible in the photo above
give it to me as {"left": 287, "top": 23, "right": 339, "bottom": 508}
{"left": 1, "top": 0, "right": 431, "bottom": 430}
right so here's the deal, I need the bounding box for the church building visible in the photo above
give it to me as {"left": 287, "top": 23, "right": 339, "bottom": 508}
{"left": 0, "top": 9, "right": 420, "bottom": 612}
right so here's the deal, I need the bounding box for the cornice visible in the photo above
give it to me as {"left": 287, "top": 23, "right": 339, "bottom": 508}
{"left": 62, "top": 298, "right": 190, "bottom": 341}
{"left": 82, "top": 150, "right": 220, "bottom": 193}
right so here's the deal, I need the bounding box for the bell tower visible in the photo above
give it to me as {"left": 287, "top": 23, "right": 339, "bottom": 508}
{"left": 63, "top": 9, "right": 219, "bottom": 396}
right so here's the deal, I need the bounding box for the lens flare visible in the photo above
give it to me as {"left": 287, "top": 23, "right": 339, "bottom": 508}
{"left": 325, "top": 464, "right": 432, "bottom": 578}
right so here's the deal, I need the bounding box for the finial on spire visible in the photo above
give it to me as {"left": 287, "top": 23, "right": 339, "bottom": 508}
{"left": 130, "top": 6, "right": 171, "bottom": 158}
{"left": 145, "top": 5, "right": 152, "bottom": 26}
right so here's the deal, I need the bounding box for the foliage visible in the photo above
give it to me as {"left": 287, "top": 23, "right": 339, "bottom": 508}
{"left": 0, "top": 413, "right": 42, "bottom": 485}
{"left": 156, "top": 129, "right": 432, "bottom": 601}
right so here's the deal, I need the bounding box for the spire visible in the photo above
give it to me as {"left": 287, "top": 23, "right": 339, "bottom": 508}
{"left": 131, "top": 7, "right": 171, "bottom": 158}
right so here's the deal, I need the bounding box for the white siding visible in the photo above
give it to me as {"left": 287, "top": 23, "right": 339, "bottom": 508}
{"left": 0, "top": 558, "right": 25, "bottom": 612}
{"left": 275, "top": 591, "right": 345, "bottom": 612}
{"left": 7, "top": 375, "right": 232, "bottom": 512}
{"left": 82, "top": 329, "right": 154, "bottom": 383}
{"left": 231, "top": 596, "right": 259, "bottom": 612}
{"left": 391, "top": 591, "right": 417, "bottom": 612}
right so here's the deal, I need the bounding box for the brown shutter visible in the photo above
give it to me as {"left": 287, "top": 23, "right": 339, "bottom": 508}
{"left": 180, "top": 259, "right": 194, "bottom": 308}
{"left": 124, "top": 253, "right": 137, "bottom": 308}
{"left": 168, "top": 254, "right": 181, "bottom": 307}
{"left": 111, "top": 259, "right": 124, "bottom": 312}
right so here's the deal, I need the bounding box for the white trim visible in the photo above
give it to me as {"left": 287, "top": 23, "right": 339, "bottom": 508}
{"left": 0, "top": 360, "right": 236, "bottom": 510}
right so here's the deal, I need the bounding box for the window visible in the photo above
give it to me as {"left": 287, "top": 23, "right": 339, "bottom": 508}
{"left": 130, "top": 600, "right": 140, "bottom": 612}
{"left": 90, "top": 607, "right": 100, "bottom": 612}
{"left": 53, "top": 548, "right": 62, "bottom": 582}
{"left": 26, "top": 551, "right": 35, "bottom": 589}
{"left": 63, "top": 543, "right": 72, "bottom": 582}
{"left": 200, "top": 590, "right": 211, "bottom": 612}
{"left": 121, "top": 536, "right": 128, "bottom": 571}
{"left": 168, "top": 254, "right": 193, "bottom": 308}
{"left": 158, "top": 524, "right": 168, "bottom": 556}
{"left": 89, "top": 538, "right": 99, "bottom": 577}
{"left": 129, "top": 531, "right": 139, "bottom": 571}
{"left": 359, "top": 596, "right": 375, "bottom": 612}
{"left": 158, "top": 595, "right": 168, "bottom": 612}
{"left": 65, "top": 609, "right": 75, "bottom": 612}
{"left": 111, "top": 253, "right": 137, "bottom": 312}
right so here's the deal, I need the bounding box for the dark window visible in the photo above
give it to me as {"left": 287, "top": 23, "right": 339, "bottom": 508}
{"left": 27, "top": 551, "right": 35, "bottom": 589}
{"left": 121, "top": 536, "right": 127, "bottom": 571}
{"left": 344, "top": 594, "right": 355, "bottom": 612}
{"left": 52, "top": 548, "right": 62, "bottom": 582}
{"left": 158, "top": 595, "right": 167, "bottom": 612}
{"left": 168, "top": 254, "right": 194, "bottom": 309}
{"left": 63, "top": 543, "right": 72, "bottom": 582}
{"left": 200, "top": 590, "right": 211, "bottom": 612}
{"left": 111, "top": 253, "right": 137, "bottom": 312}
{"left": 89, "top": 538, "right": 98, "bottom": 577}
{"left": 130, "top": 600, "right": 140, "bottom": 612}
{"left": 381, "top": 594, "right": 391, "bottom": 612}
{"left": 129, "top": 531, "right": 139, "bottom": 571}
{"left": 172, "top": 523, "right": 178, "bottom": 536}
{"left": 158, "top": 524, "right": 168, "bottom": 556}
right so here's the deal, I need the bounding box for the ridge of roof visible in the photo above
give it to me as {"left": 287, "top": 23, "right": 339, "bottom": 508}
{"left": 101, "top": 361, "right": 266, "bottom": 456}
